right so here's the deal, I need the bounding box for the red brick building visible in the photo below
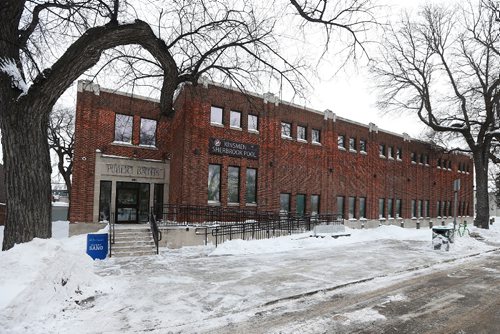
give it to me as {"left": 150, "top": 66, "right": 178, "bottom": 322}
{"left": 70, "top": 80, "right": 474, "bottom": 225}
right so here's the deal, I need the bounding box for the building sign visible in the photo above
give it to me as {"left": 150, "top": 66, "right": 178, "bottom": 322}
{"left": 209, "top": 138, "right": 259, "bottom": 160}
{"left": 103, "top": 163, "right": 164, "bottom": 179}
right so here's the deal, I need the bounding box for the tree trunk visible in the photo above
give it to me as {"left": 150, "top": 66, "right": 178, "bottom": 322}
{"left": 1, "top": 105, "right": 52, "bottom": 250}
{"left": 473, "top": 149, "right": 490, "bottom": 229}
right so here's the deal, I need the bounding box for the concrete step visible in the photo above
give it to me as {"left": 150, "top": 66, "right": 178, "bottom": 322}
{"left": 111, "top": 249, "right": 157, "bottom": 257}
{"left": 112, "top": 242, "right": 155, "bottom": 249}
{"left": 113, "top": 236, "right": 153, "bottom": 242}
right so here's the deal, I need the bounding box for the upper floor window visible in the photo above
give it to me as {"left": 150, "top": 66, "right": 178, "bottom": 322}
{"left": 388, "top": 146, "right": 394, "bottom": 159}
{"left": 349, "top": 137, "right": 357, "bottom": 151}
{"left": 379, "top": 144, "right": 386, "bottom": 157}
{"left": 248, "top": 114, "right": 259, "bottom": 132}
{"left": 411, "top": 152, "right": 417, "bottom": 163}
{"left": 437, "top": 158, "right": 442, "bottom": 168}
{"left": 297, "top": 125, "right": 307, "bottom": 141}
{"left": 230, "top": 110, "right": 241, "bottom": 128}
{"left": 396, "top": 147, "right": 402, "bottom": 160}
{"left": 360, "top": 139, "right": 367, "bottom": 153}
{"left": 281, "top": 122, "right": 291, "bottom": 138}
{"left": 338, "top": 135, "right": 346, "bottom": 149}
{"left": 114, "top": 114, "right": 133, "bottom": 144}
{"left": 210, "top": 106, "right": 223, "bottom": 125}
{"left": 140, "top": 118, "right": 157, "bottom": 146}
{"left": 312, "top": 129, "right": 321, "bottom": 143}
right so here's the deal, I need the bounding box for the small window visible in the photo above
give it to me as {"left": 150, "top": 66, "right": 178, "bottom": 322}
{"left": 248, "top": 114, "right": 259, "bottom": 132}
{"left": 387, "top": 198, "right": 393, "bottom": 218}
{"left": 411, "top": 152, "right": 417, "bottom": 163}
{"left": 396, "top": 199, "right": 402, "bottom": 218}
{"left": 388, "top": 146, "right": 394, "bottom": 159}
{"left": 281, "top": 122, "right": 291, "bottom": 138}
{"left": 379, "top": 198, "right": 385, "bottom": 218}
{"left": 338, "top": 135, "right": 346, "bottom": 149}
{"left": 419, "top": 154, "right": 424, "bottom": 164}
{"left": 140, "top": 118, "right": 157, "bottom": 146}
{"left": 312, "top": 129, "right": 321, "bottom": 143}
{"left": 280, "top": 193, "right": 291, "bottom": 213}
{"left": 417, "top": 200, "right": 422, "bottom": 217}
{"left": 359, "top": 197, "right": 367, "bottom": 219}
{"left": 359, "top": 139, "right": 367, "bottom": 153}
{"left": 437, "top": 158, "right": 442, "bottom": 168}
{"left": 424, "top": 200, "right": 430, "bottom": 218}
{"left": 396, "top": 147, "right": 402, "bottom": 160}
{"left": 411, "top": 200, "right": 417, "bottom": 218}
{"left": 349, "top": 138, "right": 357, "bottom": 151}
{"left": 311, "top": 195, "right": 320, "bottom": 216}
{"left": 297, "top": 126, "right": 307, "bottom": 141}
{"left": 348, "top": 196, "right": 356, "bottom": 219}
{"left": 423, "top": 154, "right": 429, "bottom": 165}
{"left": 437, "top": 201, "right": 441, "bottom": 217}
{"left": 210, "top": 106, "right": 223, "bottom": 125}
{"left": 448, "top": 161, "right": 452, "bottom": 170}
{"left": 230, "top": 110, "right": 241, "bottom": 128}
{"left": 208, "top": 164, "right": 221, "bottom": 203}
{"left": 114, "top": 114, "right": 133, "bottom": 143}
{"left": 379, "top": 144, "right": 386, "bottom": 157}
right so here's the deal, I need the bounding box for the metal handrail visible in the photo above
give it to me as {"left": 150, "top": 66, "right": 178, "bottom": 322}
{"left": 108, "top": 212, "right": 115, "bottom": 257}
{"left": 149, "top": 212, "right": 161, "bottom": 254}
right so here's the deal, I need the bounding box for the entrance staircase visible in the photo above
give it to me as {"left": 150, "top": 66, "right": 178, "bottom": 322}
{"left": 110, "top": 225, "right": 157, "bottom": 257}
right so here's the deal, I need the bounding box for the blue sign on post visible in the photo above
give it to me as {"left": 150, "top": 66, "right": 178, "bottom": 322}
{"left": 86, "top": 233, "right": 108, "bottom": 260}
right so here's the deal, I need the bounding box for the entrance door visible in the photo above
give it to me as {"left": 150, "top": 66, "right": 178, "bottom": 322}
{"left": 116, "top": 182, "right": 140, "bottom": 223}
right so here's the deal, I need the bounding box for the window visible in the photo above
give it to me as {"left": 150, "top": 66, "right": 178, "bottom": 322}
{"left": 153, "top": 183, "right": 164, "bottom": 220}
{"left": 437, "top": 158, "right": 441, "bottom": 168}
{"left": 360, "top": 139, "right": 367, "bottom": 153}
{"left": 140, "top": 118, "right": 157, "bottom": 146}
{"left": 312, "top": 129, "right": 321, "bottom": 144}
{"left": 348, "top": 196, "right": 356, "bottom": 219}
{"left": 396, "top": 147, "right": 402, "bottom": 160}
{"left": 387, "top": 198, "right": 393, "bottom": 218}
{"left": 138, "top": 183, "right": 150, "bottom": 222}
{"left": 411, "top": 200, "right": 416, "bottom": 218}
{"left": 311, "top": 195, "right": 320, "bottom": 216}
{"left": 424, "top": 200, "right": 430, "bottom": 218}
{"left": 297, "top": 126, "right": 307, "bottom": 141}
{"left": 208, "top": 164, "right": 221, "bottom": 203}
{"left": 448, "top": 161, "right": 452, "bottom": 170}
{"left": 411, "top": 152, "right": 417, "bottom": 163}
{"left": 98, "top": 181, "right": 112, "bottom": 222}
{"left": 349, "top": 138, "right": 357, "bottom": 151}
{"left": 437, "top": 201, "right": 441, "bottom": 217}
{"left": 443, "top": 201, "right": 447, "bottom": 217}
{"left": 281, "top": 122, "right": 291, "bottom": 138}
{"left": 359, "top": 197, "right": 367, "bottom": 219}
{"left": 396, "top": 199, "right": 402, "bottom": 218}
{"left": 296, "top": 194, "right": 306, "bottom": 215}
{"left": 228, "top": 166, "right": 240, "bottom": 203}
{"left": 337, "top": 196, "right": 345, "bottom": 218}
{"left": 417, "top": 200, "right": 422, "bottom": 218}
{"left": 114, "top": 114, "right": 133, "bottom": 143}
{"left": 280, "top": 193, "right": 291, "bottom": 213}
{"left": 379, "top": 198, "right": 385, "bottom": 218}
{"left": 388, "top": 146, "right": 394, "bottom": 159}
{"left": 210, "top": 106, "right": 223, "bottom": 124}
{"left": 248, "top": 114, "right": 259, "bottom": 132}
{"left": 448, "top": 201, "right": 452, "bottom": 216}
{"left": 230, "top": 110, "right": 241, "bottom": 128}
{"left": 379, "top": 144, "right": 386, "bottom": 157}
{"left": 246, "top": 168, "right": 257, "bottom": 204}
{"left": 419, "top": 154, "right": 424, "bottom": 164}
{"left": 338, "top": 135, "right": 346, "bottom": 149}
{"left": 423, "top": 154, "right": 429, "bottom": 165}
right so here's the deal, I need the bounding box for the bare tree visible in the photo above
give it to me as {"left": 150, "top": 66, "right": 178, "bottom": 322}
{"left": 0, "top": 0, "right": 376, "bottom": 250}
{"left": 48, "top": 107, "right": 74, "bottom": 200}
{"left": 372, "top": 1, "right": 500, "bottom": 229}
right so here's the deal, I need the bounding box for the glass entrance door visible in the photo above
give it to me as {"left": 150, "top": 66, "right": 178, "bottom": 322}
{"left": 116, "top": 182, "right": 150, "bottom": 224}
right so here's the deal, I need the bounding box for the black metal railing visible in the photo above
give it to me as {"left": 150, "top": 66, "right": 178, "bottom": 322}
{"left": 149, "top": 213, "right": 162, "bottom": 254}
{"left": 108, "top": 212, "right": 115, "bottom": 257}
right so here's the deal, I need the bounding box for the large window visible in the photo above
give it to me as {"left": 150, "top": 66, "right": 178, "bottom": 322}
{"left": 98, "top": 181, "right": 112, "bottom": 222}
{"left": 210, "top": 106, "right": 223, "bottom": 125}
{"left": 246, "top": 168, "right": 257, "bottom": 204}
{"left": 417, "top": 200, "right": 422, "bottom": 218}
{"left": 208, "top": 164, "right": 221, "bottom": 203}
{"left": 280, "top": 193, "right": 291, "bottom": 213}
{"left": 348, "top": 196, "right": 356, "bottom": 219}
{"left": 359, "top": 197, "right": 366, "bottom": 219}
{"left": 411, "top": 200, "right": 417, "bottom": 218}
{"left": 337, "top": 196, "right": 345, "bottom": 218}
{"left": 248, "top": 114, "right": 259, "bottom": 131}
{"left": 379, "top": 198, "right": 385, "bottom": 218}
{"left": 437, "top": 201, "right": 441, "bottom": 217}
{"left": 114, "top": 114, "right": 133, "bottom": 143}
{"left": 387, "top": 198, "right": 393, "bottom": 218}
{"left": 228, "top": 166, "right": 240, "bottom": 203}
{"left": 140, "top": 118, "right": 157, "bottom": 146}
{"left": 230, "top": 110, "right": 241, "bottom": 128}
{"left": 396, "top": 199, "right": 402, "bottom": 218}
{"left": 297, "top": 126, "right": 307, "bottom": 141}
{"left": 312, "top": 129, "right": 321, "bottom": 144}
{"left": 424, "top": 200, "right": 430, "bottom": 218}
{"left": 281, "top": 122, "right": 291, "bottom": 138}
{"left": 311, "top": 195, "right": 320, "bottom": 216}
{"left": 296, "top": 194, "right": 306, "bottom": 215}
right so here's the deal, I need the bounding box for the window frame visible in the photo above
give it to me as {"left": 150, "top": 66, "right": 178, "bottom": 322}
{"left": 248, "top": 114, "right": 259, "bottom": 132}
{"left": 208, "top": 164, "right": 222, "bottom": 204}
{"left": 297, "top": 125, "right": 307, "bottom": 141}
{"left": 139, "top": 117, "right": 157, "bottom": 146}
{"left": 281, "top": 122, "right": 292, "bottom": 138}
{"left": 114, "top": 113, "right": 133, "bottom": 144}
{"left": 229, "top": 110, "right": 242, "bottom": 129}
{"left": 245, "top": 168, "right": 257, "bottom": 205}
{"left": 210, "top": 106, "right": 224, "bottom": 125}
{"left": 312, "top": 129, "right": 321, "bottom": 144}
{"left": 227, "top": 166, "right": 240, "bottom": 204}
{"left": 338, "top": 135, "right": 346, "bottom": 150}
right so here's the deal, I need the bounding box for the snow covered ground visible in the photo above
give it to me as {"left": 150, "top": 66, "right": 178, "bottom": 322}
{"left": 0, "top": 220, "right": 499, "bottom": 333}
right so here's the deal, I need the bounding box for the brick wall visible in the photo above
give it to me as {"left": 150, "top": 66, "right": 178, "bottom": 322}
{"left": 70, "top": 81, "right": 474, "bottom": 223}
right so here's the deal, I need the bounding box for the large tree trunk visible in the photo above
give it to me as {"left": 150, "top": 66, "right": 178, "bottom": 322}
{"left": 473, "top": 149, "right": 490, "bottom": 229}
{"left": 1, "top": 105, "right": 52, "bottom": 250}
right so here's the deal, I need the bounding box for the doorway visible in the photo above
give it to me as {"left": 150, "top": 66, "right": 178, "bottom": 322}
{"left": 115, "top": 182, "right": 150, "bottom": 223}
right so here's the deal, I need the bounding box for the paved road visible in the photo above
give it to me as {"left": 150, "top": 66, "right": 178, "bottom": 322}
{"left": 211, "top": 251, "right": 500, "bottom": 334}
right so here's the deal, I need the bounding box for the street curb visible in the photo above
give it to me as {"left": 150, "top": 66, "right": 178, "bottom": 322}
{"left": 262, "top": 247, "right": 500, "bottom": 307}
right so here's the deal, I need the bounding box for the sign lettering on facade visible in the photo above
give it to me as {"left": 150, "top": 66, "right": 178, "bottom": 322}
{"left": 209, "top": 138, "right": 259, "bottom": 159}
{"left": 104, "top": 163, "right": 163, "bottom": 178}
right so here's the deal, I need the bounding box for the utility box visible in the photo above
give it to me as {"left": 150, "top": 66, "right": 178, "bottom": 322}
{"left": 86, "top": 233, "right": 108, "bottom": 260}
{"left": 432, "top": 226, "right": 454, "bottom": 251}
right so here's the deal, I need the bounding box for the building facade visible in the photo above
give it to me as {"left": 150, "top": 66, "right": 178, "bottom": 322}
{"left": 70, "top": 80, "right": 474, "bottom": 225}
